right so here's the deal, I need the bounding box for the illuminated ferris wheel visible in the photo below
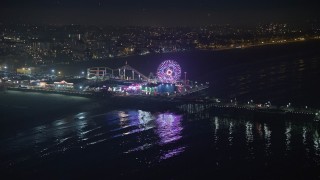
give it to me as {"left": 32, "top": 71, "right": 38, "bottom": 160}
{"left": 156, "top": 60, "right": 181, "bottom": 83}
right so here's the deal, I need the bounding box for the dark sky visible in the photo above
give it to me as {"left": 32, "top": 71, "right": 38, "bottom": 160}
{"left": 0, "top": 0, "right": 319, "bottom": 26}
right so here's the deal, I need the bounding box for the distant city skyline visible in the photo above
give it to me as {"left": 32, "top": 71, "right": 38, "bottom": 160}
{"left": 1, "top": 0, "right": 319, "bottom": 26}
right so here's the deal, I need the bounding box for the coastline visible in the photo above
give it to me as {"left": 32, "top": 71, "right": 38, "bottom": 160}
{"left": 83, "top": 39, "right": 320, "bottom": 61}
{"left": 197, "top": 39, "right": 320, "bottom": 52}
{"left": 88, "top": 39, "right": 320, "bottom": 61}
{"left": 52, "top": 39, "right": 320, "bottom": 67}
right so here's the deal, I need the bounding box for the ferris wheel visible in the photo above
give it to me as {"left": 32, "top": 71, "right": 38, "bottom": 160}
{"left": 156, "top": 60, "right": 181, "bottom": 83}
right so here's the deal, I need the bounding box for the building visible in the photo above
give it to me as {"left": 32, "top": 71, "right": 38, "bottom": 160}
{"left": 87, "top": 67, "right": 114, "bottom": 79}
{"left": 53, "top": 80, "right": 74, "bottom": 90}
{"left": 17, "top": 67, "right": 32, "bottom": 74}
{"left": 16, "top": 67, "right": 40, "bottom": 74}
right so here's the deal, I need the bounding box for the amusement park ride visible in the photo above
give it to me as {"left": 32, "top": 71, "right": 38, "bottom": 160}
{"left": 87, "top": 60, "right": 181, "bottom": 83}
{"left": 86, "top": 60, "right": 208, "bottom": 96}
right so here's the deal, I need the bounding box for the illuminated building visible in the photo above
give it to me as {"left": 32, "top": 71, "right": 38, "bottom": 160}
{"left": 17, "top": 67, "right": 33, "bottom": 74}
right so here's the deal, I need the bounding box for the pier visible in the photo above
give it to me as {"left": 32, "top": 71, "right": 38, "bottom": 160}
{"left": 176, "top": 101, "right": 320, "bottom": 122}
{"left": 3, "top": 82, "right": 320, "bottom": 122}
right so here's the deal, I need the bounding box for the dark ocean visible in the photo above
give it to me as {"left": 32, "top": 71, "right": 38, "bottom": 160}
{"left": 1, "top": 41, "right": 320, "bottom": 179}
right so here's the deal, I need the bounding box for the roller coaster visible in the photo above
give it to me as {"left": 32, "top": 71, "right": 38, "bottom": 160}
{"left": 87, "top": 63, "right": 149, "bottom": 81}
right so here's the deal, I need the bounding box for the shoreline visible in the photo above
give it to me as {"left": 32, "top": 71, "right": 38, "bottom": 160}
{"left": 197, "top": 39, "right": 320, "bottom": 52}
{"left": 45, "top": 39, "right": 320, "bottom": 67}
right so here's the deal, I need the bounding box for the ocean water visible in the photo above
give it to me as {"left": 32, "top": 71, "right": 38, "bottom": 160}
{"left": 1, "top": 109, "right": 319, "bottom": 179}
{"left": 1, "top": 41, "right": 320, "bottom": 179}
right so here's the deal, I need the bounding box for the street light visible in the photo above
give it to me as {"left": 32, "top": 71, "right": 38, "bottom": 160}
{"left": 51, "top": 69, "right": 55, "bottom": 73}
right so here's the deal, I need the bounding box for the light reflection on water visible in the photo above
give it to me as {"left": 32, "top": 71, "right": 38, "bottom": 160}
{"left": 246, "top": 121, "right": 254, "bottom": 159}
{"left": 315, "top": 130, "right": 320, "bottom": 157}
{"left": 285, "top": 122, "right": 292, "bottom": 153}
{"left": 214, "top": 117, "right": 219, "bottom": 145}
{"left": 1, "top": 109, "right": 320, "bottom": 178}
{"left": 155, "top": 113, "right": 183, "bottom": 145}
{"left": 264, "top": 123, "right": 272, "bottom": 157}
{"left": 303, "top": 126, "right": 307, "bottom": 145}
{"left": 228, "top": 122, "right": 233, "bottom": 146}
{"left": 245, "top": 121, "right": 253, "bottom": 144}
{"left": 155, "top": 113, "right": 185, "bottom": 160}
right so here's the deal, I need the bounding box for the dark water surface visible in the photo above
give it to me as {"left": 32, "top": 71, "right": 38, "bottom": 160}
{"left": 1, "top": 41, "right": 320, "bottom": 179}
{"left": 1, "top": 109, "right": 319, "bottom": 179}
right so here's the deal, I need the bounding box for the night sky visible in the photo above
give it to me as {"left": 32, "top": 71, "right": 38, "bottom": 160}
{"left": 1, "top": 0, "right": 319, "bottom": 26}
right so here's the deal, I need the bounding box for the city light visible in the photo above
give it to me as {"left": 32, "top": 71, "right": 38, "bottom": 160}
{"left": 0, "top": 2, "right": 319, "bottom": 180}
